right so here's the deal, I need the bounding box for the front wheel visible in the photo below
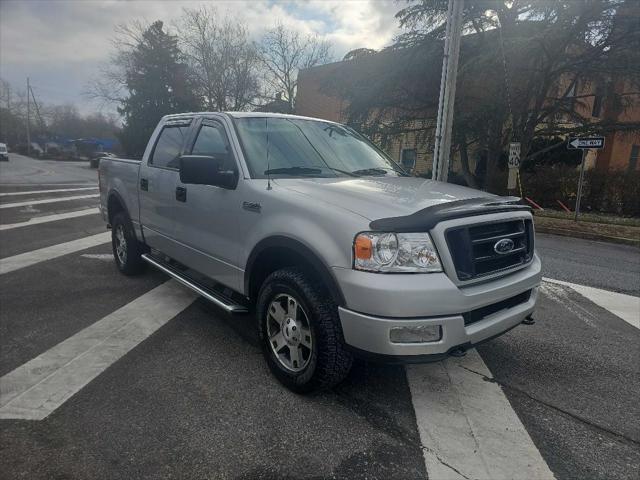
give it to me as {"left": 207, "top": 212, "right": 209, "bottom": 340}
{"left": 257, "top": 267, "right": 353, "bottom": 393}
{"left": 111, "top": 212, "right": 146, "bottom": 275}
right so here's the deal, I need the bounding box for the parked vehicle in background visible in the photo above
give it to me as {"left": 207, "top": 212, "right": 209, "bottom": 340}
{"left": 0, "top": 143, "right": 8, "bottom": 161}
{"left": 15, "top": 142, "right": 43, "bottom": 157}
{"left": 99, "top": 112, "right": 541, "bottom": 392}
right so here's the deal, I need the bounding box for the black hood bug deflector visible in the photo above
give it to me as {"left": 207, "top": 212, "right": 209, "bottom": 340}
{"left": 369, "top": 196, "right": 530, "bottom": 232}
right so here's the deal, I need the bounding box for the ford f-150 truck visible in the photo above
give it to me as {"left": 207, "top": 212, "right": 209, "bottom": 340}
{"left": 99, "top": 112, "right": 540, "bottom": 392}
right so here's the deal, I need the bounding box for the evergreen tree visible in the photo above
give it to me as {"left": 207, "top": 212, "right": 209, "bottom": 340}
{"left": 118, "top": 21, "right": 200, "bottom": 156}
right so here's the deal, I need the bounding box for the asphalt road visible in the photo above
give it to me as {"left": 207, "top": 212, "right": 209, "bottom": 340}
{"left": 0, "top": 154, "right": 97, "bottom": 185}
{"left": 1, "top": 153, "right": 638, "bottom": 480}
{"left": 537, "top": 234, "right": 640, "bottom": 296}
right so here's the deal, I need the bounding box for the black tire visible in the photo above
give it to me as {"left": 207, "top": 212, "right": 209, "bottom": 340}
{"left": 111, "top": 212, "right": 146, "bottom": 275}
{"left": 257, "top": 267, "right": 353, "bottom": 393}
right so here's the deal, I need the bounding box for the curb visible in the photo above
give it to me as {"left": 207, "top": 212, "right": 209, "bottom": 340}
{"left": 535, "top": 225, "right": 640, "bottom": 248}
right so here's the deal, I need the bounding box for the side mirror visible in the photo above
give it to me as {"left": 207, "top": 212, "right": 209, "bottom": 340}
{"left": 179, "top": 155, "right": 238, "bottom": 189}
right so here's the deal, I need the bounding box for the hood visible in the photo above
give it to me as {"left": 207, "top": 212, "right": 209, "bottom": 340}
{"left": 273, "top": 176, "right": 494, "bottom": 221}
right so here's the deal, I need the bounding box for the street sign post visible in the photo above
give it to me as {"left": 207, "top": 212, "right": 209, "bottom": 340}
{"left": 567, "top": 136, "right": 605, "bottom": 221}
{"left": 567, "top": 137, "right": 605, "bottom": 150}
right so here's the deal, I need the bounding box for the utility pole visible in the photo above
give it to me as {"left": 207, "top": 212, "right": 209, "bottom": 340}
{"left": 432, "top": 0, "right": 464, "bottom": 183}
{"left": 29, "top": 83, "right": 45, "bottom": 132}
{"left": 26, "top": 77, "right": 31, "bottom": 156}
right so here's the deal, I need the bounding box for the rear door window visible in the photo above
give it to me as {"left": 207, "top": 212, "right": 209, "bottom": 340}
{"left": 150, "top": 125, "right": 189, "bottom": 169}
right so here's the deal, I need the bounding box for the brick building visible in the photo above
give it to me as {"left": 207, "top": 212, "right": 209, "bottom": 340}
{"left": 296, "top": 50, "right": 438, "bottom": 175}
{"left": 296, "top": 36, "right": 640, "bottom": 177}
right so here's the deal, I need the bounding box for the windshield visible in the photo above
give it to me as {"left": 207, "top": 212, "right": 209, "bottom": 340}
{"left": 0, "top": 145, "right": 6, "bottom": 153}
{"left": 233, "top": 117, "right": 407, "bottom": 179}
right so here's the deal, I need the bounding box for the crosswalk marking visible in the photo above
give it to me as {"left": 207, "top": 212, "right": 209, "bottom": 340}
{"left": 0, "top": 231, "right": 111, "bottom": 274}
{"left": 0, "top": 208, "right": 99, "bottom": 231}
{"left": 543, "top": 277, "right": 639, "bottom": 329}
{"left": 0, "top": 183, "right": 97, "bottom": 187}
{"left": 0, "top": 187, "right": 98, "bottom": 197}
{"left": 0, "top": 280, "right": 197, "bottom": 420}
{"left": 0, "top": 194, "right": 99, "bottom": 209}
{"left": 407, "top": 351, "right": 555, "bottom": 480}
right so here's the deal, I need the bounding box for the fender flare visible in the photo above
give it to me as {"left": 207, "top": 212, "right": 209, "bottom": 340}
{"left": 106, "top": 189, "right": 130, "bottom": 224}
{"left": 244, "top": 236, "right": 346, "bottom": 307}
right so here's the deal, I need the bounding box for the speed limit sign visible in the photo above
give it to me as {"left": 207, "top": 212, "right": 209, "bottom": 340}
{"left": 508, "top": 142, "right": 521, "bottom": 169}
{"left": 507, "top": 142, "right": 521, "bottom": 190}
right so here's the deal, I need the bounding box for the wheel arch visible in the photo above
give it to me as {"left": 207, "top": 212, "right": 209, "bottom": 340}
{"left": 245, "top": 236, "right": 346, "bottom": 307}
{"left": 106, "top": 189, "right": 129, "bottom": 225}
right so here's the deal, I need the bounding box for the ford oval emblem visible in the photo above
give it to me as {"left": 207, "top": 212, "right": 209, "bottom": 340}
{"left": 494, "top": 238, "right": 515, "bottom": 255}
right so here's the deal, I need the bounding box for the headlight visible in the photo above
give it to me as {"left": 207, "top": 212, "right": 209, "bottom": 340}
{"left": 353, "top": 232, "right": 442, "bottom": 273}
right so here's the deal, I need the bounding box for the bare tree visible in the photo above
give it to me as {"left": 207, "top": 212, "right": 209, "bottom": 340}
{"left": 259, "top": 22, "right": 332, "bottom": 112}
{"left": 84, "top": 20, "right": 150, "bottom": 108}
{"left": 178, "top": 7, "right": 260, "bottom": 111}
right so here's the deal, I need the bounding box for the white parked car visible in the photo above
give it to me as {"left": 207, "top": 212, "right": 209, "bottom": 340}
{"left": 0, "top": 143, "right": 9, "bottom": 161}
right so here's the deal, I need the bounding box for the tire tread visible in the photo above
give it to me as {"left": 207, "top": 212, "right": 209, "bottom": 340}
{"left": 257, "top": 267, "right": 352, "bottom": 392}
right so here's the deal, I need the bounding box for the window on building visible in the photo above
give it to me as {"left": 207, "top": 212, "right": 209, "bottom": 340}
{"left": 629, "top": 145, "right": 639, "bottom": 172}
{"left": 566, "top": 79, "right": 578, "bottom": 114}
{"left": 401, "top": 148, "right": 417, "bottom": 171}
{"left": 592, "top": 85, "right": 604, "bottom": 118}
{"left": 150, "top": 125, "right": 189, "bottom": 168}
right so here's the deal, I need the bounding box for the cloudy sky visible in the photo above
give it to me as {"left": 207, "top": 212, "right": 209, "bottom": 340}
{"left": 0, "top": 0, "right": 405, "bottom": 115}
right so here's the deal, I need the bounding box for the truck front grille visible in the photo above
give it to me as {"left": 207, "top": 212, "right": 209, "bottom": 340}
{"left": 446, "top": 219, "right": 534, "bottom": 281}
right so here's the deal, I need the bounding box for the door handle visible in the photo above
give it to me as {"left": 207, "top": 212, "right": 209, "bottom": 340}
{"left": 176, "top": 186, "right": 187, "bottom": 202}
{"left": 140, "top": 178, "right": 148, "bottom": 191}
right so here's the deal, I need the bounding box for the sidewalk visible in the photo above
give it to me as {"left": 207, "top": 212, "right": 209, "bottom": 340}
{"left": 534, "top": 214, "right": 640, "bottom": 247}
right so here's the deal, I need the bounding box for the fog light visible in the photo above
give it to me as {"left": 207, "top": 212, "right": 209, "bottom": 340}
{"left": 389, "top": 325, "right": 442, "bottom": 343}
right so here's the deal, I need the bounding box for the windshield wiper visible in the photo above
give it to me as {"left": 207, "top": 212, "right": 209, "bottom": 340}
{"left": 351, "top": 167, "right": 410, "bottom": 177}
{"left": 327, "top": 167, "right": 358, "bottom": 177}
{"left": 264, "top": 166, "right": 358, "bottom": 178}
{"left": 264, "top": 166, "right": 323, "bottom": 176}
{"left": 351, "top": 168, "right": 389, "bottom": 176}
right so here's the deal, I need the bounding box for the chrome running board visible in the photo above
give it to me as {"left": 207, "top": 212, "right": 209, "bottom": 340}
{"left": 141, "top": 253, "right": 249, "bottom": 313}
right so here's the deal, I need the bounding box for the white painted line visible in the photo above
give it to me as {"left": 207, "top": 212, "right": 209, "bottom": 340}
{"left": 80, "top": 253, "right": 113, "bottom": 261}
{"left": 0, "top": 231, "right": 111, "bottom": 274}
{"left": 0, "top": 183, "right": 97, "bottom": 187}
{"left": 543, "top": 277, "right": 639, "bottom": 329}
{"left": 0, "top": 187, "right": 98, "bottom": 197}
{"left": 0, "top": 208, "right": 99, "bottom": 231}
{"left": 0, "top": 194, "right": 99, "bottom": 209}
{"left": 0, "top": 280, "right": 197, "bottom": 420}
{"left": 407, "top": 351, "right": 555, "bottom": 480}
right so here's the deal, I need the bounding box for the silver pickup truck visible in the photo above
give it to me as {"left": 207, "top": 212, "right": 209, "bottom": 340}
{"left": 99, "top": 112, "right": 541, "bottom": 392}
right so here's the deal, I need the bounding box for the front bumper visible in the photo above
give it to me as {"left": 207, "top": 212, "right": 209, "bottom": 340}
{"left": 334, "top": 255, "right": 541, "bottom": 359}
{"left": 339, "top": 287, "right": 537, "bottom": 359}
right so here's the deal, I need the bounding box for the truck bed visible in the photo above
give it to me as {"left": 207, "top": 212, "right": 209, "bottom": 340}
{"left": 98, "top": 157, "right": 141, "bottom": 227}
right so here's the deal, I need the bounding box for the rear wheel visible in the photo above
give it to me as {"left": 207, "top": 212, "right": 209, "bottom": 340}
{"left": 111, "top": 212, "right": 146, "bottom": 275}
{"left": 257, "top": 267, "right": 353, "bottom": 393}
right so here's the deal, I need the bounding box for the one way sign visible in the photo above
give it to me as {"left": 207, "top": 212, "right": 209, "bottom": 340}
{"left": 567, "top": 136, "right": 605, "bottom": 150}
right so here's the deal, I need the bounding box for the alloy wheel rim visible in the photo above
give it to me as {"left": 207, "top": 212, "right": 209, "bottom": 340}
{"left": 115, "top": 225, "right": 127, "bottom": 265}
{"left": 266, "top": 293, "right": 313, "bottom": 372}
